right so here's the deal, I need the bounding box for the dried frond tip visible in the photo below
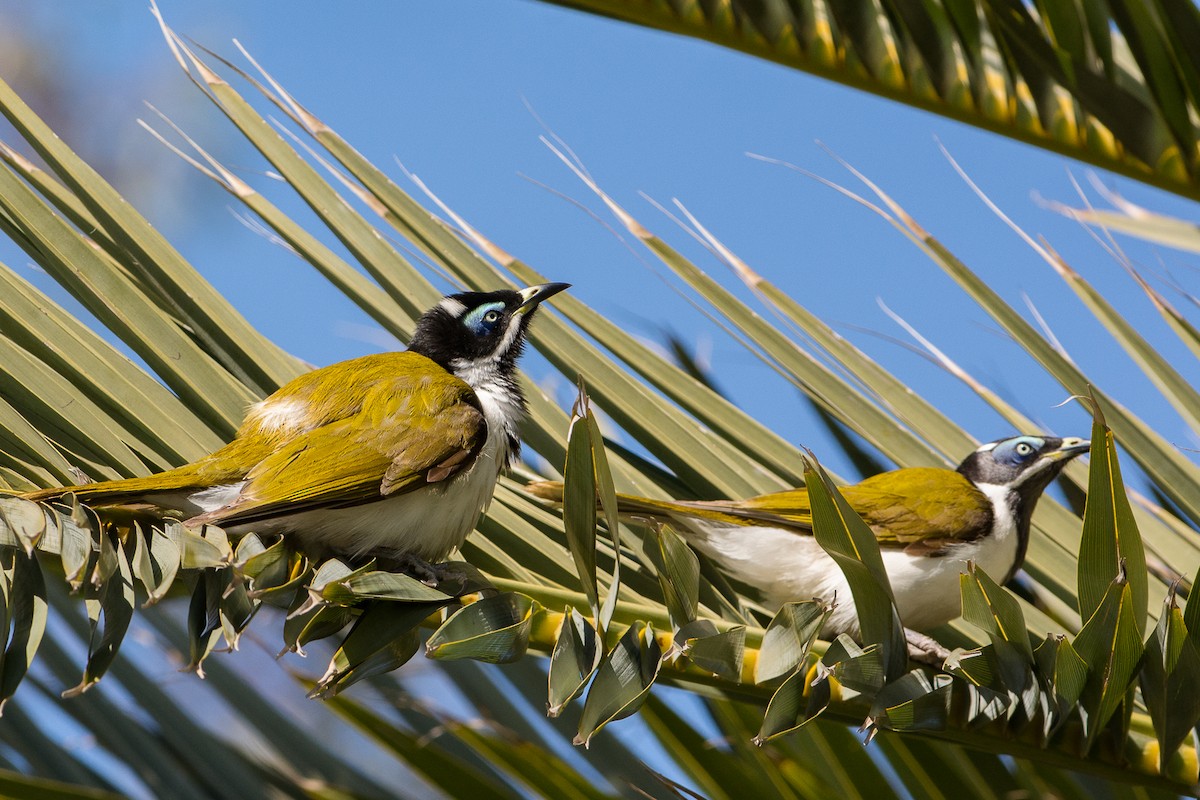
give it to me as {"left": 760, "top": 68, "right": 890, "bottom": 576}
{"left": 400, "top": 163, "right": 516, "bottom": 266}
{"left": 234, "top": 39, "right": 330, "bottom": 135}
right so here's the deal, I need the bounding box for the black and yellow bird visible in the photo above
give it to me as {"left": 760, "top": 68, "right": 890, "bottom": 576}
{"left": 26, "top": 283, "right": 569, "bottom": 570}
{"left": 528, "top": 435, "right": 1088, "bottom": 650}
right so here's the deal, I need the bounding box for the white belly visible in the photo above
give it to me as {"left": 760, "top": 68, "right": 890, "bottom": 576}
{"left": 255, "top": 450, "right": 503, "bottom": 562}
{"left": 676, "top": 517, "right": 1017, "bottom": 637}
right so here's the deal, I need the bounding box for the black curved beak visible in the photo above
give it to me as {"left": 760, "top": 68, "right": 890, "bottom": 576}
{"left": 516, "top": 282, "right": 570, "bottom": 313}
{"left": 1046, "top": 437, "right": 1091, "bottom": 462}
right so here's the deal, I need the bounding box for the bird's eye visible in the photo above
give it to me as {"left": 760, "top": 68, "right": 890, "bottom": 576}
{"left": 1015, "top": 442, "right": 1034, "bottom": 456}
{"left": 483, "top": 310, "right": 501, "bottom": 324}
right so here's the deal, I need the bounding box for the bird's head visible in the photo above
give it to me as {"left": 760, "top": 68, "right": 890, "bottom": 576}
{"left": 409, "top": 283, "right": 569, "bottom": 385}
{"left": 957, "top": 435, "right": 1090, "bottom": 502}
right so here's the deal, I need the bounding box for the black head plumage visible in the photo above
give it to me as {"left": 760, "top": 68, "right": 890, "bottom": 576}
{"left": 409, "top": 290, "right": 535, "bottom": 371}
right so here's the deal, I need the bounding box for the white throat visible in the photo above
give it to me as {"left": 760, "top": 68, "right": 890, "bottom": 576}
{"left": 448, "top": 355, "right": 525, "bottom": 464}
{"left": 970, "top": 481, "right": 1022, "bottom": 580}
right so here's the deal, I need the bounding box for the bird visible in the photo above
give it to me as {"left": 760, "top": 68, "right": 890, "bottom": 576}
{"left": 526, "top": 435, "right": 1089, "bottom": 657}
{"left": 25, "top": 283, "right": 569, "bottom": 573}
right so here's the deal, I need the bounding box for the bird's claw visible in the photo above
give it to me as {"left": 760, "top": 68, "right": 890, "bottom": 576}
{"left": 385, "top": 554, "right": 494, "bottom": 596}
{"left": 389, "top": 553, "right": 442, "bottom": 586}
{"left": 904, "top": 628, "right": 952, "bottom": 667}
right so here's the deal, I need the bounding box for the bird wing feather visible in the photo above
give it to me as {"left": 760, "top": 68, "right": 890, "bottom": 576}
{"left": 23, "top": 352, "right": 475, "bottom": 509}
{"left": 843, "top": 468, "right": 992, "bottom": 546}
{"left": 529, "top": 467, "right": 992, "bottom": 554}
{"left": 188, "top": 365, "right": 485, "bottom": 526}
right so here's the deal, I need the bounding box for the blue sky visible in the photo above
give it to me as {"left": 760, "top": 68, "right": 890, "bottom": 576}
{"left": 3, "top": 1, "right": 1197, "bottom": 475}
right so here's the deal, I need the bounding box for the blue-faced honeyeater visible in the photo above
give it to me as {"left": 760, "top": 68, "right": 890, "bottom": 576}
{"left": 528, "top": 435, "right": 1088, "bottom": 656}
{"left": 26, "top": 283, "right": 569, "bottom": 570}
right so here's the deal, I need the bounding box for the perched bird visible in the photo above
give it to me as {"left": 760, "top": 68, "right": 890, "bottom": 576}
{"left": 528, "top": 435, "right": 1088, "bottom": 653}
{"left": 26, "top": 283, "right": 569, "bottom": 570}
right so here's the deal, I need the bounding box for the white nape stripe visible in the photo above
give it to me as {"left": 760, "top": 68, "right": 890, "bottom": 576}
{"left": 439, "top": 297, "right": 467, "bottom": 316}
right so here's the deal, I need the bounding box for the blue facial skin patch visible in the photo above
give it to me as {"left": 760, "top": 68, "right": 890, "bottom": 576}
{"left": 992, "top": 436, "right": 1046, "bottom": 466}
{"left": 463, "top": 302, "right": 506, "bottom": 336}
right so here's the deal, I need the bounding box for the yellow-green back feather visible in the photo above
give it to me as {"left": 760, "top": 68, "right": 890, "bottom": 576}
{"left": 25, "top": 352, "right": 483, "bottom": 514}
{"left": 526, "top": 467, "right": 992, "bottom": 551}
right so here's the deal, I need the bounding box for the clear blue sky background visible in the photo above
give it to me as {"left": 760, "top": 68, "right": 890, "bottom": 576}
{"left": 3, "top": 1, "right": 1198, "bottom": 477}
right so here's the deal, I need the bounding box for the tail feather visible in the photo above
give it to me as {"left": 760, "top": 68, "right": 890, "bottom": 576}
{"left": 23, "top": 467, "right": 209, "bottom": 509}
{"left": 523, "top": 480, "right": 678, "bottom": 519}
{"left": 523, "top": 481, "right": 743, "bottom": 525}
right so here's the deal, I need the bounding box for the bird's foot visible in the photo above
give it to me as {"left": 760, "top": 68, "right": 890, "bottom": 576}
{"left": 388, "top": 553, "right": 442, "bottom": 586}
{"left": 383, "top": 554, "right": 494, "bottom": 596}
{"left": 904, "top": 628, "right": 951, "bottom": 667}
{"left": 426, "top": 561, "right": 495, "bottom": 597}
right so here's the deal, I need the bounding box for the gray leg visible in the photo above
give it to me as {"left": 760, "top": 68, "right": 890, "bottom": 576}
{"left": 905, "top": 628, "right": 951, "bottom": 666}
{"left": 385, "top": 554, "right": 493, "bottom": 595}
{"left": 390, "top": 552, "right": 441, "bottom": 586}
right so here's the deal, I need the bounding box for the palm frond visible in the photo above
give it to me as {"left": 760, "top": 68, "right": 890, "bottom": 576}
{"left": 537, "top": 0, "right": 1200, "bottom": 202}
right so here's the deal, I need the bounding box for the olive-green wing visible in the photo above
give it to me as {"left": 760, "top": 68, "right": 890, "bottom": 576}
{"left": 24, "top": 351, "right": 465, "bottom": 508}
{"left": 680, "top": 468, "right": 992, "bottom": 552}
{"left": 842, "top": 468, "right": 992, "bottom": 549}
{"left": 528, "top": 468, "right": 991, "bottom": 554}
{"left": 190, "top": 374, "right": 485, "bottom": 527}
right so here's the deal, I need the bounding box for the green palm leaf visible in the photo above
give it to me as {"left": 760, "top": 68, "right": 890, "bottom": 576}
{"left": 538, "top": 0, "right": 1200, "bottom": 201}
